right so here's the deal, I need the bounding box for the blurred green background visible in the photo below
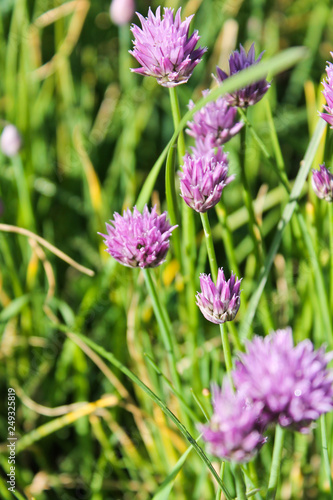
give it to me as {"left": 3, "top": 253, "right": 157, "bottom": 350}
{"left": 0, "top": 0, "right": 333, "bottom": 498}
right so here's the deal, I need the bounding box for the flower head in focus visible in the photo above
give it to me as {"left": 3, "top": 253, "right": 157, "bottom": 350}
{"left": 320, "top": 52, "right": 333, "bottom": 128}
{"left": 179, "top": 148, "right": 233, "bottom": 213}
{"left": 233, "top": 328, "right": 333, "bottom": 433}
{"left": 186, "top": 92, "right": 243, "bottom": 155}
{"left": 0, "top": 124, "right": 22, "bottom": 157}
{"left": 200, "top": 382, "right": 267, "bottom": 463}
{"left": 130, "top": 7, "right": 207, "bottom": 87}
{"left": 214, "top": 43, "right": 270, "bottom": 108}
{"left": 110, "top": 0, "right": 135, "bottom": 25}
{"left": 196, "top": 268, "right": 242, "bottom": 324}
{"left": 311, "top": 164, "right": 333, "bottom": 202}
{"left": 99, "top": 205, "right": 177, "bottom": 268}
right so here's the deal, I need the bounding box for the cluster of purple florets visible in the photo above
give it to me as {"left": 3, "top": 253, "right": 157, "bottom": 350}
{"left": 201, "top": 329, "right": 333, "bottom": 463}
{"left": 99, "top": 6, "right": 333, "bottom": 466}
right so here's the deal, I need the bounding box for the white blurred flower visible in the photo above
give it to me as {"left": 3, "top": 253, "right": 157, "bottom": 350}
{"left": 0, "top": 124, "right": 22, "bottom": 157}
{"left": 110, "top": 0, "right": 135, "bottom": 26}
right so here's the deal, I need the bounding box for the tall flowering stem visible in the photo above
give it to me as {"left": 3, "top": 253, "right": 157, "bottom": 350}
{"left": 167, "top": 87, "right": 198, "bottom": 347}
{"left": 266, "top": 425, "right": 285, "bottom": 500}
{"left": 320, "top": 414, "right": 333, "bottom": 495}
{"left": 142, "top": 268, "right": 182, "bottom": 394}
{"left": 329, "top": 202, "right": 333, "bottom": 312}
{"left": 199, "top": 212, "right": 234, "bottom": 378}
{"left": 239, "top": 116, "right": 263, "bottom": 267}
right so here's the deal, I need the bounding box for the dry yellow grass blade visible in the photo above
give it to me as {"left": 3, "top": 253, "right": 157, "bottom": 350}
{"left": 73, "top": 126, "right": 103, "bottom": 214}
{"left": 0, "top": 224, "right": 95, "bottom": 276}
{"left": 31, "top": 0, "right": 90, "bottom": 80}
{"left": 13, "top": 395, "right": 118, "bottom": 453}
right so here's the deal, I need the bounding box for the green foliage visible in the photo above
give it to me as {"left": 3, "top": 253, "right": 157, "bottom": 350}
{"left": 0, "top": 0, "right": 333, "bottom": 499}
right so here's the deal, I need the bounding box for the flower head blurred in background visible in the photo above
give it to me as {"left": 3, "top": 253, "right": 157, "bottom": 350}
{"left": 312, "top": 164, "right": 333, "bottom": 202}
{"left": 0, "top": 124, "right": 22, "bottom": 157}
{"left": 320, "top": 51, "right": 333, "bottom": 127}
{"left": 110, "top": 0, "right": 135, "bottom": 25}
{"left": 233, "top": 328, "right": 333, "bottom": 432}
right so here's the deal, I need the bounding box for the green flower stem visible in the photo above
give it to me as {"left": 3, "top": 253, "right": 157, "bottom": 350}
{"left": 12, "top": 155, "right": 35, "bottom": 230}
{"left": 215, "top": 203, "right": 240, "bottom": 276}
{"left": 200, "top": 212, "right": 218, "bottom": 281}
{"left": 66, "top": 330, "right": 233, "bottom": 500}
{"left": 168, "top": 86, "right": 198, "bottom": 382}
{"left": 168, "top": 87, "right": 186, "bottom": 164}
{"left": 239, "top": 105, "right": 290, "bottom": 192}
{"left": 320, "top": 414, "right": 333, "bottom": 495}
{"left": 239, "top": 111, "right": 275, "bottom": 333}
{"left": 234, "top": 464, "right": 247, "bottom": 500}
{"left": 266, "top": 425, "right": 285, "bottom": 500}
{"left": 142, "top": 268, "right": 182, "bottom": 394}
{"left": 199, "top": 211, "right": 234, "bottom": 378}
{"left": 220, "top": 323, "right": 233, "bottom": 379}
{"left": 239, "top": 122, "right": 263, "bottom": 268}
{"left": 119, "top": 24, "right": 132, "bottom": 92}
{"left": 329, "top": 202, "right": 333, "bottom": 313}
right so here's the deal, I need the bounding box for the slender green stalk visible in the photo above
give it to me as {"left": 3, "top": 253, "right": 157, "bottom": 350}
{"left": 119, "top": 24, "right": 131, "bottom": 92}
{"left": 168, "top": 86, "right": 199, "bottom": 387}
{"left": 234, "top": 464, "right": 247, "bottom": 500}
{"left": 215, "top": 462, "right": 225, "bottom": 500}
{"left": 12, "top": 155, "right": 35, "bottom": 229}
{"left": 220, "top": 324, "right": 233, "bottom": 378}
{"left": 168, "top": 87, "right": 186, "bottom": 163}
{"left": 239, "top": 105, "right": 290, "bottom": 192}
{"left": 296, "top": 212, "right": 332, "bottom": 344}
{"left": 199, "top": 211, "right": 234, "bottom": 378}
{"left": 239, "top": 121, "right": 263, "bottom": 268}
{"left": 320, "top": 414, "right": 333, "bottom": 495}
{"left": 144, "top": 353, "right": 198, "bottom": 423}
{"left": 200, "top": 212, "right": 218, "bottom": 281}
{"left": 142, "top": 268, "right": 182, "bottom": 393}
{"left": 66, "top": 330, "right": 233, "bottom": 500}
{"left": 266, "top": 425, "right": 285, "bottom": 500}
{"left": 215, "top": 203, "right": 240, "bottom": 276}
{"left": 329, "top": 202, "right": 333, "bottom": 313}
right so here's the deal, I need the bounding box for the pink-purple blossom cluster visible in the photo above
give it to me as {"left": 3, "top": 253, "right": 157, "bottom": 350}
{"left": 214, "top": 43, "right": 270, "bottom": 108}
{"left": 196, "top": 268, "right": 242, "bottom": 324}
{"left": 99, "top": 205, "right": 177, "bottom": 269}
{"left": 320, "top": 52, "right": 333, "bottom": 128}
{"left": 179, "top": 148, "right": 233, "bottom": 213}
{"left": 130, "top": 7, "right": 206, "bottom": 87}
{"left": 202, "top": 329, "right": 333, "bottom": 462}
{"left": 311, "top": 164, "right": 333, "bottom": 202}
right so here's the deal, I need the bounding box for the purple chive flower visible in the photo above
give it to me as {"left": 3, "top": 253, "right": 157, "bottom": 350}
{"left": 186, "top": 91, "right": 243, "bottom": 154}
{"left": 214, "top": 43, "right": 270, "bottom": 108}
{"left": 200, "top": 382, "right": 267, "bottom": 463}
{"left": 130, "top": 7, "right": 207, "bottom": 87}
{"left": 0, "top": 124, "right": 22, "bottom": 157}
{"left": 311, "top": 164, "right": 333, "bottom": 202}
{"left": 320, "top": 52, "right": 333, "bottom": 128}
{"left": 196, "top": 268, "right": 242, "bottom": 324}
{"left": 179, "top": 148, "right": 233, "bottom": 213}
{"left": 233, "top": 328, "right": 333, "bottom": 433}
{"left": 99, "top": 205, "right": 177, "bottom": 268}
{"left": 110, "top": 0, "right": 135, "bottom": 26}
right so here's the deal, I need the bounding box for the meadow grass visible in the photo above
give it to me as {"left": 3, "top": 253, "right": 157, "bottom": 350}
{"left": 0, "top": 0, "right": 333, "bottom": 499}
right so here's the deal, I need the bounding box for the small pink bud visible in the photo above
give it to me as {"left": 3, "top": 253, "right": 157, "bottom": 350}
{"left": 0, "top": 125, "right": 22, "bottom": 157}
{"left": 109, "top": 0, "right": 135, "bottom": 26}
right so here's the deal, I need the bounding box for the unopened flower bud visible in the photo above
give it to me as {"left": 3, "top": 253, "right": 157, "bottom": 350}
{"left": 0, "top": 125, "right": 22, "bottom": 157}
{"left": 110, "top": 0, "right": 135, "bottom": 26}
